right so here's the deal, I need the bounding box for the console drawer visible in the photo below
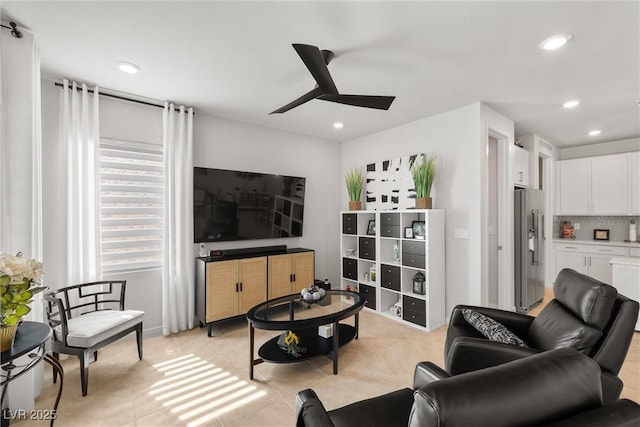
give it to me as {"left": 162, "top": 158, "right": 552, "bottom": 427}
{"left": 380, "top": 264, "right": 401, "bottom": 291}
{"left": 342, "top": 257, "right": 357, "bottom": 280}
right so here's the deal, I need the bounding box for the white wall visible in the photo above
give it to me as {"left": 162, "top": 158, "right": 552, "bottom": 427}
{"left": 193, "top": 115, "right": 342, "bottom": 285}
{"left": 342, "top": 103, "right": 487, "bottom": 314}
{"left": 1, "top": 29, "right": 41, "bottom": 412}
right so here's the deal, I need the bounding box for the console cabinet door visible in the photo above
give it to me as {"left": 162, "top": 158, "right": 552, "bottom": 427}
{"left": 238, "top": 257, "right": 267, "bottom": 314}
{"left": 293, "top": 252, "right": 315, "bottom": 293}
{"left": 268, "top": 254, "right": 294, "bottom": 299}
{"left": 207, "top": 260, "right": 239, "bottom": 322}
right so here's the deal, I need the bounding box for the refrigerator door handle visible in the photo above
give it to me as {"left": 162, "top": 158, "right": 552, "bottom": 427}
{"left": 531, "top": 209, "right": 539, "bottom": 265}
{"left": 537, "top": 209, "right": 544, "bottom": 267}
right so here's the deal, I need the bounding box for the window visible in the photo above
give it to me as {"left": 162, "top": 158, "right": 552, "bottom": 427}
{"left": 99, "top": 138, "right": 163, "bottom": 273}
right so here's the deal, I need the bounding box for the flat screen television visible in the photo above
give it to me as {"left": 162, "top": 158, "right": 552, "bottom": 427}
{"left": 193, "top": 167, "right": 306, "bottom": 243}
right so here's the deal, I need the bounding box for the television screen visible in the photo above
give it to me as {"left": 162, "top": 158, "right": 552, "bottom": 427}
{"left": 193, "top": 167, "right": 306, "bottom": 243}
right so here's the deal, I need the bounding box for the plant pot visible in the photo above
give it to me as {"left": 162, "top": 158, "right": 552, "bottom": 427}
{"left": 348, "top": 201, "right": 362, "bottom": 211}
{"left": 415, "top": 197, "right": 432, "bottom": 209}
{"left": 0, "top": 324, "right": 18, "bottom": 352}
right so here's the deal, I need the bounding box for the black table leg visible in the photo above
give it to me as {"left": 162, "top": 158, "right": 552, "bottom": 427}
{"left": 249, "top": 323, "right": 255, "bottom": 380}
{"left": 355, "top": 313, "right": 359, "bottom": 339}
{"left": 44, "top": 354, "right": 64, "bottom": 427}
{"left": 332, "top": 321, "right": 339, "bottom": 375}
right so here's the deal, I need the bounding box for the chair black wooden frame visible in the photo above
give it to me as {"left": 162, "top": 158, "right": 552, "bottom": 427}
{"left": 44, "top": 281, "right": 143, "bottom": 396}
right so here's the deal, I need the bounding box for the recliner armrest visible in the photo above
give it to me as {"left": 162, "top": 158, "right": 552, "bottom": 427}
{"left": 295, "top": 389, "right": 336, "bottom": 427}
{"left": 413, "top": 361, "right": 451, "bottom": 390}
{"left": 446, "top": 336, "right": 540, "bottom": 375}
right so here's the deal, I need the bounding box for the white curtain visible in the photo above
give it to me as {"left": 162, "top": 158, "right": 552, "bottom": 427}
{"left": 61, "top": 80, "right": 101, "bottom": 284}
{"left": 162, "top": 103, "right": 195, "bottom": 335}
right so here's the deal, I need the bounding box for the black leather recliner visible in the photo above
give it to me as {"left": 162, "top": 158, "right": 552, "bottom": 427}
{"left": 295, "top": 348, "right": 640, "bottom": 427}
{"left": 445, "top": 268, "right": 639, "bottom": 404}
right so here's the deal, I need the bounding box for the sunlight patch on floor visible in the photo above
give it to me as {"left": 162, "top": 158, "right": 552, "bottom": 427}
{"left": 150, "top": 354, "right": 267, "bottom": 426}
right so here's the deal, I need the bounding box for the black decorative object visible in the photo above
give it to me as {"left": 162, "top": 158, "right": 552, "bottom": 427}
{"left": 270, "top": 44, "right": 395, "bottom": 114}
{"left": 412, "top": 271, "right": 425, "bottom": 295}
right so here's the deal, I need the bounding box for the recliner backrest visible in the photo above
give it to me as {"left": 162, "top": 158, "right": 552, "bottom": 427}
{"left": 409, "top": 348, "right": 602, "bottom": 427}
{"left": 527, "top": 269, "right": 617, "bottom": 354}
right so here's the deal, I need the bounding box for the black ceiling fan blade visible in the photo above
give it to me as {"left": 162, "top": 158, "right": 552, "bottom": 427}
{"left": 292, "top": 44, "right": 338, "bottom": 94}
{"left": 319, "top": 94, "right": 396, "bottom": 110}
{"left": 270, "top": 87, "right": 324, "bottom": 114}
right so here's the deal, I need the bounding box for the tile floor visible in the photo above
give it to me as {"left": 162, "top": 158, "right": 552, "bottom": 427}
{"left": 11, "top": 291, "right": 640, "bottom": 427}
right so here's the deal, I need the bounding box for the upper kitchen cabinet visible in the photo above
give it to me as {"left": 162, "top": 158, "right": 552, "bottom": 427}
{"left": 558, "top": 153, "right": 629, "bottom": 215}
{"left": 512, "top": 145, "right": 530, "bottom": 188}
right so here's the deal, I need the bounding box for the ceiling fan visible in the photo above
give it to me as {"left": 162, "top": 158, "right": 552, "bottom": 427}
{"left": 270, "top": 44, "right": 396, "bottom": 114}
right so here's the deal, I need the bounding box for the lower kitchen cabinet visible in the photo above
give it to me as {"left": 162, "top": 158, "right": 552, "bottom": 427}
{"left": 554, "top": 242, "right": 629, "bottom": 284}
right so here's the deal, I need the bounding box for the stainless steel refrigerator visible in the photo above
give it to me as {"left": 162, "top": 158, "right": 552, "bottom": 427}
{"left": 514, "top": 188, "right": 545, "bottom": 313}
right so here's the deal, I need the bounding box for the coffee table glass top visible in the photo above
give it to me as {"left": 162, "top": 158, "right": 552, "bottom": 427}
{"left": 246, "top": 290, "right": 363, "bottom": 330}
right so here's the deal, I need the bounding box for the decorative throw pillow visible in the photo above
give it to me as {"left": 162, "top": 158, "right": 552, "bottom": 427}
{"left": 462, "top": 308, "right": 529, "bottom": 348}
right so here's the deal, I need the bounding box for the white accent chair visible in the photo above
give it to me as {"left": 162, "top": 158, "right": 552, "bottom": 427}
{"left": 44, "top": 281, "right": 144, "bottom": 396}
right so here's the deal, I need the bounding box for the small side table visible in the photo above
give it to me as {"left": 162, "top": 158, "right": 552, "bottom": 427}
{"left": 1, "top": 322, "right": 63, "bottom": 427}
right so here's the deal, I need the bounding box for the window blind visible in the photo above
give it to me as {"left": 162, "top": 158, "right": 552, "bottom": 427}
{"left": 99, "top": 138, "right": 164, "bottom": 273}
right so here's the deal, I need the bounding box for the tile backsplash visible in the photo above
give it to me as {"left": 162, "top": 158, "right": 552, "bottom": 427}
{"left": 554, "top": 216, "right": 640, "bottom": 242}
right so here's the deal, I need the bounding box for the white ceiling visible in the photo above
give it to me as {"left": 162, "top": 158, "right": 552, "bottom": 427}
{"left": 2, "top": 1, "right": 639, "bottom": 147}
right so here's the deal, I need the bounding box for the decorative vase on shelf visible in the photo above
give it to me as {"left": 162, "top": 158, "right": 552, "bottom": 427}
{"left": 0, "top": 324, "right": 18, "bottom": 352}
{"left": 415, "top": 197, "right": 432, "bottom": 209}
{"left": 348, "top": 201, "right": 362, "bottom": 211}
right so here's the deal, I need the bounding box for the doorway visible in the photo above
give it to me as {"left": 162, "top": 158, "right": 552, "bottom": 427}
{"left": 487, "top": 136, "right": 499, "bottom": 307}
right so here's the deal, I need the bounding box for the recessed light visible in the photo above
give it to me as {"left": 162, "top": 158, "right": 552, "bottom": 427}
{"left": 563, "top": 100, "right": 580, "bottom": 109}
{"left": 588, "top": 130, "right": 601, "bottom": 136}
{"left": 333, "top": 122, "right": 344, "bottom": 129}
{"left": 117, "top": 61, "right": 140, "bottom": 74}
{"left": 539, "top": 34, "right": 572, "bottom": 50}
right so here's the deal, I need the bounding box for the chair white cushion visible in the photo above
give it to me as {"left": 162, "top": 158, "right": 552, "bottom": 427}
{"left": 61, "top": 310, "right": 144, "bottom": 348}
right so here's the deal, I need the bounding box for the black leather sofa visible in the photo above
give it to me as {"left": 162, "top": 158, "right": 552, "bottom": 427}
{"left": 445, "top": 268, "right": 639, "bottom": 404}
{"left": 295, "top": 348, "right": 640, "bottom": 427}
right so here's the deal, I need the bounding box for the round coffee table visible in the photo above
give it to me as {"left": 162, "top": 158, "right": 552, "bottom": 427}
{"left": 246, "top": 290, "right": 364, "bottom": 379}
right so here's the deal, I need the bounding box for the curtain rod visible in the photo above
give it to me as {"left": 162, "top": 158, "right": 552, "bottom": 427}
{"left": 54, "top": 82, "right": 165, "bottom": 109}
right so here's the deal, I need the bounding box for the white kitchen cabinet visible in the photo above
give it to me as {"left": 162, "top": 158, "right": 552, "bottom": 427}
{"left": 629, "top": 152, "right": 640, "bottom": 215}
{"left": 557, "top": 153, "right": 629, "bottom": 215}
{"left": 512, "top": 146, "right": 530, "bottom": 188}
{"left": 554, "top": 242, "right": 628, "bottom": 284}
{"left": 591, "top": 154, "right": 627, "bottom": 214}
{"left": 558, "top": 158, "right": 590, "bottom": 214}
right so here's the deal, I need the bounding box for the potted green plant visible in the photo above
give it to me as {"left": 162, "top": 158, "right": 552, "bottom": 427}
{"left": 345, "top": 168, "right": 365, "bottom": 210}
{"left": 0, "top": 252, "right": 46, "bottom": 351}
{"left": 411, "top": 154, "right": 437, "bottom": 209}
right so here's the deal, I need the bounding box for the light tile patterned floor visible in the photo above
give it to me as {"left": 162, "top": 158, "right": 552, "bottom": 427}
{"left": 12, "top": 291, "right": 639, "bottom": 427}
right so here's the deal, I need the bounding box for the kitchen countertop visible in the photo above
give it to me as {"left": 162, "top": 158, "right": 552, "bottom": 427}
{"left": 553, "top": 239, "right": 640, "bottom": 249}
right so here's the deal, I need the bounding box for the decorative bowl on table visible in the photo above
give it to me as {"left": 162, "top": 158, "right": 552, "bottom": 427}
{"left": 300, "top": 285, "right": 326, "bottom": 304}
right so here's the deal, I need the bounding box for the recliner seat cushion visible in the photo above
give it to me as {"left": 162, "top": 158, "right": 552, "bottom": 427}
{"left": 58, "top": 309, "right": 144, "bottom": 347}
{"left": 528, "top": 300, "right": 603, "bottom": 354}
{"left": 553, "top": 268, "right": 617, "bottom": 328}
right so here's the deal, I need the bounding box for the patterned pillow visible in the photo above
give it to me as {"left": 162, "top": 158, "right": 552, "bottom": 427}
{"left": 462, "top": 309, "right": 528, "bottom": 348}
